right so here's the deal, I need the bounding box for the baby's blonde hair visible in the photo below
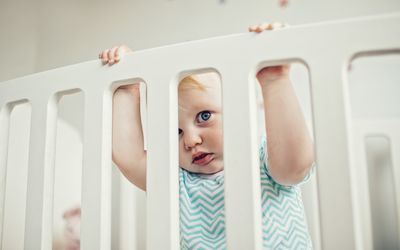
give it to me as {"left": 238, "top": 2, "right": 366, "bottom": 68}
{"left": 179, "top": 75, "right": 206, "bottom": 91}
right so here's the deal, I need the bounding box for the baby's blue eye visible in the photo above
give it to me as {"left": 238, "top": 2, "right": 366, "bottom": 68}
{"left": 197, "top": 111, "right": 211, "bottom": 122}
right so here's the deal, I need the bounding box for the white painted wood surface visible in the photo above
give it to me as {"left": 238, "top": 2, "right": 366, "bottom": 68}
{"left": 352, "top": 119, "right": 400, "bottom": 249}
{"left": 0, "top": 13, "right": 399, "bottom": 250}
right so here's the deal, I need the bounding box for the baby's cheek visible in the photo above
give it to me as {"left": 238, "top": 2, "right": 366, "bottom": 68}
{"left": 178, "top": 155, "right": 193, "bottom": 172}
{"left": 211, "top": 130, "right": 223, "bottom": 149}
{"left": 178, "top": 150, "right": 186, "bottom": 167}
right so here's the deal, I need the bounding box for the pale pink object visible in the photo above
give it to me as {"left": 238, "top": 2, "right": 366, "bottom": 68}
{"left": 63, "top": 206, "right": 81, "bottom": 250}
{"left": 279, "top": 0, "right": 288, "bottom": 8}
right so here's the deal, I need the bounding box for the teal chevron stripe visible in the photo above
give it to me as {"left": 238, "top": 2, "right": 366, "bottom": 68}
{"left": 181, "top": 195, "right": 224, "bottom": 208}
{"left": 263, "top": 219, "right": 308, "bottom": 240}
{"left": 179, "top": 211, "right": 224, "bottom": 228}
{"left": 262, "top": 204, "right": 305, "bottom": 222}
{"left": 190, "top": 185, "right": 224, "bottom": 197}
{"left": 184, "top": 228, "right": 225, "bottom": 243}
{"left": 182, "top": 182, "right": 224, "bottom": 196}
{"left": 180, "top": 193, "right": 225, "bottom": 215}
{"left": 180, "top": 205, "right": 223, "bottom": 219}
{"left": 182, "top": 235, "right": 226, "bottom": 250}
{"left": 260, "top": 180, "right": 295, "bottom": 196}
{"left": 261, "top": 194, "right": 300, "bottom": 209}
{"left": 180, "top": 215, "right": 225, "bottom": 234}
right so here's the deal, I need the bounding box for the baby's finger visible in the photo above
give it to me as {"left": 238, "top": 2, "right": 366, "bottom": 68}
{"left": 108, "top": 46, "right": 118, "bottom": 65}
{"left": 249, "top": 22, "right": 289, "bottom": 34}
{"left": 248, "top": 25, "right": 259, "bottom": 32}
{"left": 261, "top": 23, "right": 273, "bottom": 30}
{"left": 249, "top": 24, "right": 266, "bottom": 33}
{"left": 114, "top": 46, "right": 124, "bottom": 63}
{"left": 101, "top": 50, "right": 110, "bottom": 64}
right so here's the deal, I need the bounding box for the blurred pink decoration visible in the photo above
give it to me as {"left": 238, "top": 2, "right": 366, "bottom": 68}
{"left": 279, "top": 0, "right": 288, "bottom": 8}
{"left": 63, "top": 206, "right": 81, "bottom": 250}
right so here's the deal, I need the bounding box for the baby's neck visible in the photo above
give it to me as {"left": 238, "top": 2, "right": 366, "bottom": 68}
{"left": 194, "top": 170, "right": 224, "bottom": 180}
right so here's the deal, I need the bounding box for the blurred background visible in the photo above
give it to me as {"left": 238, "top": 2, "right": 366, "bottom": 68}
{"left": 1, "top": 0, "right": 399, "bottom": 249}
{"left": 1, "top": 0, "right": 400, "bottom": 82}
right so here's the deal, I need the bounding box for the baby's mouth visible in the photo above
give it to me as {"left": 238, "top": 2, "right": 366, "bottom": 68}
{"left": 192, "top": 152, "right": 214, "bottom": 166}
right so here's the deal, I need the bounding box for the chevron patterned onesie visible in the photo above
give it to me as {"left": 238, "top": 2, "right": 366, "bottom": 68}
{"left": 179, "top": 137, "right": 313, "bottom": 249}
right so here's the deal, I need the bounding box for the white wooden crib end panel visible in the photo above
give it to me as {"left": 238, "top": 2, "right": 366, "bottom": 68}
{"left": 146, "top": 75, "right": 180, "bottom": 250}
{"left": 80, "top": 88, "right": 113, "bottom": 250}
{"left": 221, "top": 69, "right": 262, "bottom": 250}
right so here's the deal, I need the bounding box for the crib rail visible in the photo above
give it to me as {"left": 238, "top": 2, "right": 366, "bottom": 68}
{"left": 1, "top": 12, "right": 400, "bottom": 250}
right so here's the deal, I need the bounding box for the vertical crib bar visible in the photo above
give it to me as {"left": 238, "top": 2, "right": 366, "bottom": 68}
{"left": 351, "top": 120, "right": 374, "bottom": 250}
{"left": 388, "top": 121, "right": 400, "bottom": 248}
{"left": 146, "top": 76, "right": 180, "bottom": 250}
{"left": 0, "top": 103, "right": 11, "bottom": 248}
{"left": 309, "top": 58, "right": 360, "bottom": 250}
{"left": 118, "top": 174, "right": 138, "bottom": 250}
{"left": 221, "top": 69, "right": 262, "bottom": 250}
{"left": 24, "top": 97, "right": 58, "bottom": 250}
{"left": 80, "top": 88, "right": 112, "bottom": 250}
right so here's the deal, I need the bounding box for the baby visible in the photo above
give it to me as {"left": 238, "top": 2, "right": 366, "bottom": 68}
{"left": 101, "top": 23, "right": 315, "bottom": 249}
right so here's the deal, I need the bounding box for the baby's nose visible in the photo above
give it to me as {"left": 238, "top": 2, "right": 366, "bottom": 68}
{"left": 184, "top": 133, "right": 202, "bottom": 150}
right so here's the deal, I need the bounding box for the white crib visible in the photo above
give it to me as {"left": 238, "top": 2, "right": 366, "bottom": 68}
{"left": 1, "top": 13, "right": 399, "bottom": 250}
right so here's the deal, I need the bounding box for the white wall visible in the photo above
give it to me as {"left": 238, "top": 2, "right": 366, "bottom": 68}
{"left": 0, "top": 0, "right": 38, "bottom": 82}
{"left": 2, "top": 0, "right": 400, "bottom": 81}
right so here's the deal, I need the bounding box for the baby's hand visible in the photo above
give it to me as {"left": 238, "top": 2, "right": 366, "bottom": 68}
{"left": 99, "top": 45, "right": 140, "bottom": 94}
{"left": 249, "top": 22, "right": 290, "bottom": 84}
{"left": 99, "top": 45, "right": 132, "bottom": 65}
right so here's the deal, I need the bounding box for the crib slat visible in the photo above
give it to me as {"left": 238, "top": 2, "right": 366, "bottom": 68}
{"left": 80, "top": 89, "right": 112, "bottom": 250}
{"left": 392, "top": 131, "right": 400, "bottom": 249}
{"left": 308, "top": 57, "right": 360, "bottom": 250}
{"left": 146, "top": 75, "right": 180, "bottom": 250}
{"left": 352, "top": 120, "right": 374, "bottom": 249}
{"left": 0, "top": 103, "right": 12, "bottom": 248}
{"left": 24, "top": 97, "right": 58, "bottom": 250}
{"left": 383, "top": 120, "right": 400, "bottom": 247}
{"left": 221, "top": 68, "right": 262, "bottom": 250}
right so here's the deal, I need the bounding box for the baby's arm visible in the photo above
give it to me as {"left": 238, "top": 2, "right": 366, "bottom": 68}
{"left": 100, "top": 46, "right": 147, "bottom": 191}
{"left": 250, "top": 24, "right": 314, "bottom": 186}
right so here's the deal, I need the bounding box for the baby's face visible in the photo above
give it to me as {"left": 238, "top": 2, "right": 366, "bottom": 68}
{"left": 178, "top": 74, "right": 223, "bottom": 174}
